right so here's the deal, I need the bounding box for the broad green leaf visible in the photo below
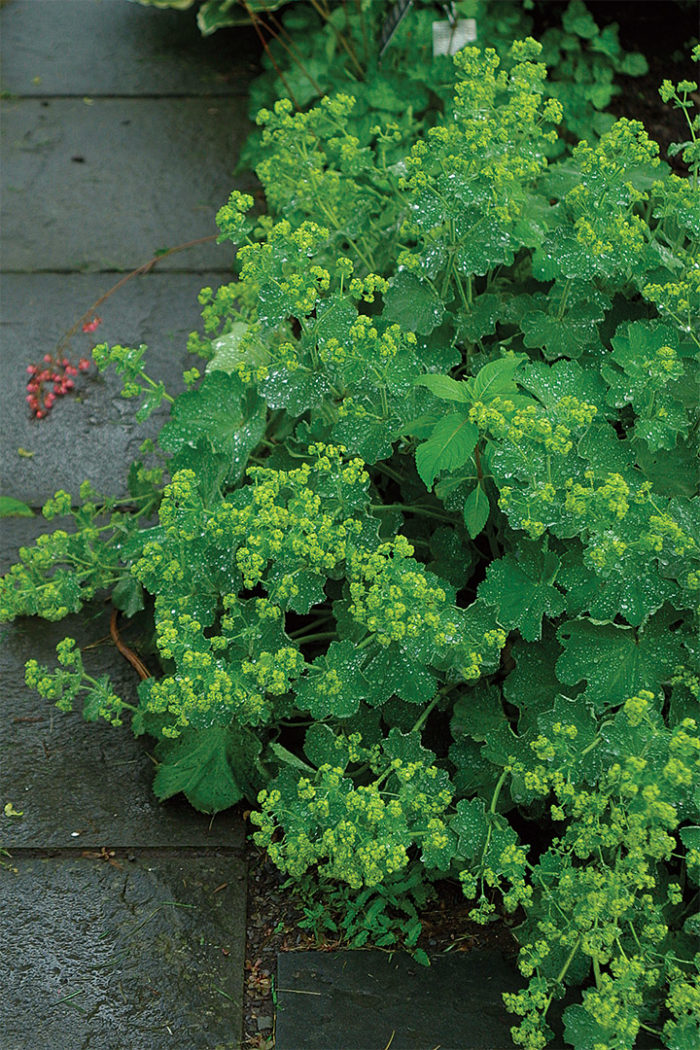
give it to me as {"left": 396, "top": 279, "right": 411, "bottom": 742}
{"left": 268, "top": 566, "right": 327, "bottom": 615}
{"left": 634, "top": 438, "right": 699, "bottom": 497}
{"left": 383, "top": 728, "right": 436, "bottom": 769}
{"left": 294, "top": 640, "right": 368, "bottom": 718}
{"left": 364, "top": 648, "right": 437, "bottom": 706}
{"left": 314, "top": 293, "right": 357, "bottom": 349}
{"left": 268, "top": 741, "right": 316, "bottom": 774}
{"left": 559, "top": 545, "right": 674, "bottom": 627}
{"left": 205, "top": 322, "right": 250, "bottom": 374}
{"left": 455, "top": 214, "right": 516, "bottom": 276}
{"left": 562, "top": 0, "right": 599, "bottom": 38}
{"left": 451, "top": 798, "right": 489, "bottom": 860}
{"left": 0, "top": 497, "right": 34, "bottom": 518}
{"left": 414, "top": 374, "right": 470, "bottom": 403}
{"left": 159, "top": 371, "right": 267, "bottom": 485}
{"left": 332, "top": 412, "right": 399, "bottom": 464}
{"left": 481, "top": 718, "right": 538, "bottom": 771}
{"left": 503, "top": 628, "right": 564, "bottom": 732}
{"left": 383, "top": 272, "right": 445, "bottom": 335}
{"left": 562, "top": 1004, "right": 610, "bottom": 1050}
{"left": 575, "top": 422, "right": 636, "bottom": 481}
{"left": 420, "top": 819, "right": 457, "bottom": 870}
{"left": 521, "top": 358, "right": 607, "bottom": 414}
{"left": 536, "top": 694, "right": 601, "bottom": 782}
{"left": 167, "top": 445, "right": 230, "bottom": 505}
{"left": 197, "top": 0, "right": 282, "bottom": 34}
{"left": 619, "top": 52, "right": 648, "bottom": 76}
{"left": 532, "top": 228, "right": 585, "bottom": 282}
{"left": 455, "top": 293, "right": 501, "bottom": 342}
{"left": 604, "top": 321, "right": 690, "bottom": 450}
{"left": 521, "top": 301, "right": 604, "bottom": 359}
{"left": 684, "top": 913, "right": 700, "bottom": 937}
{"left": 153, "top": 726, "right": 260, "bottom": 813}
{"left": 450, "top": 683, "right": 504, "bottom": 742}
{"left": 449, "top": 738, "right": 502, "bottom": 797}
{"left": 304, "top": 723, "right": 347, "bottom": 769}
{"left": 478, "top": 547, "right": 565, "bottom": 642}
{"left": 415, "top": 413, "right": 478, "bottom": 490}
{"left": 462, "top": 483, "right": 490, "bottom": 538}
{"left": 428, "top": 525, "right": 475, "bottom": 588}
{"left": 589, "top": 23, "right": 622, "bottom": 60}
{"left": 679, "top": 826, "right": 700, "bottom": 850}
{"left": 466, "top": 354, "right": 526, "bottom": 403}
{"left": 556, "top": 606, "right": 688, "bottom": 709}
{"left": 262, "top": 362, "right": 332, "bottom": 415}
{"left": 111, "top": 575, "right": 145, "bottom": 618}
{"left": 484, "top": 819, "right": 519, "bottom": 872}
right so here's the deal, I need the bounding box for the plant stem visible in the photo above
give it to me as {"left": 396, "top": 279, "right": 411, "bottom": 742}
{"left": 543, "top": 936, "right": 582, "bottom": 1016}
{"left": 370, "top": 503, "right": 455, "bottom": 522}
{"left": 56, "top": 236, "right": 217, "bottom": 357}
{"left": 308, "top": 0, "right": 364, "bottom": 78}
{"left": 293, "top": 631, "right": 338, "bottom": 646}
{"left": 410, "top": 691, "right": 443, "bottom": 735}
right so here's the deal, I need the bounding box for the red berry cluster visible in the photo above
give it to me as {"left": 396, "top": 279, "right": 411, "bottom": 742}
{"left": 26, "top": 354, "right": 92, "bottom": 419}
{"left": 25, "top": 315, "right": 101, "bottom": 419}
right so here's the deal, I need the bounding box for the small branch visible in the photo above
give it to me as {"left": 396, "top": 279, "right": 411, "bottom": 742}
{"left": 110, "top": 607, "right": 152, "bottom": 681}
{"left": 56, "top": 235, "right": 217, "bottom": 357}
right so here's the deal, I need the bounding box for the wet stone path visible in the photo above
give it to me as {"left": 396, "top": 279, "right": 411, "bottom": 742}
{"left": 1, "top": 2, "right": 256, "bottom": 1046}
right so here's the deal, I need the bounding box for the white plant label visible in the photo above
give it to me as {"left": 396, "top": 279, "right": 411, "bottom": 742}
{"left": 432, "top": 18, "right": 477, "bottom": 57}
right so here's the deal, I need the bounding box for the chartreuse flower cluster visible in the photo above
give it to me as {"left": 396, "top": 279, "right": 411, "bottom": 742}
{"left": 465, "top": 695, "right": 700, "bottom": 1050}
{"left": 252, "top": 729, "right": 456, "bottom": 889}
{"left": 3, "top": 39, "right": 698, "bottom": 1050}
{"left": 238, "top": 0, "right": 649, "bottom": 181}
{"left": 25, "top": 637, "right": 133, "bottom": 726}
{"left": 0, "top": 480, "right": 156, "bottom": 622}
{"left": 101, "top": 443, "right": 501, "bottom": 742}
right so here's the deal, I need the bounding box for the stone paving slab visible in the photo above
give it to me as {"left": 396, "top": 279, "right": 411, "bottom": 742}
{"left": 0, "top": 515, "right": 61, "bottom": 572}
{"left": 3, "top": 852, "right": 246, "bottom": 1050}
{"left": 1, "top": 0, "right": 260, "bottom": 98}
{"left": 2, "top": 97, "right": 255, "bottom": 271}
{"left": 0, "top": 271, "right": 232, "bottom": 504}
{"left": 275, "top": 949, "right": 530, "bottom": 1050}
{"left": 0, "top": 598, "right": 245, "bottom": 848}
{"left": 275, "top": 949, "right": 663, "bottom": 1050}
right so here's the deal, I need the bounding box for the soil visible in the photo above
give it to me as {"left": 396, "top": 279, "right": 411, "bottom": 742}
{"left": 538, "top": 0, "right": 700, "bottom": 168}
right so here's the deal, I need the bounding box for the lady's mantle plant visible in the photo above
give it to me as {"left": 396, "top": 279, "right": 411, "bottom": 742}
{"left": 238, "top": 0, "right": 648, "bottom": 170}
{"left": 3, "top": 40, "right": 700, "bottom": 1050}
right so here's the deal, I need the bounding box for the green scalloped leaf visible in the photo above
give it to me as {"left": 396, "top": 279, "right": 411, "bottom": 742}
{"left": 159, "top": 370, "right": 266, "bottom": 484}
{"left": 556, "top": 606, "right": 688, "bottom": 710}
{"left": 450, "top": 798, "right": 489, "bottom": 861}
{"left": 154, "top": 725, "right": 261, "bottom": 813}
{"left": 294, "top": 640, "right": 368, "bottom": 719}
{"left": 420, "top": 821, "right": 457, "bottom": 870}
{"left": 562, "top": 1004, "right": 610, "bottom": 1050}
{"left": 478, "top": 547, "right": 565, "bottom": 642}
{"left": 383, "top": 272, "right": 445, "bottom": 335}
{"left": 303, "top": 723, "right": 348, "bottom": 769}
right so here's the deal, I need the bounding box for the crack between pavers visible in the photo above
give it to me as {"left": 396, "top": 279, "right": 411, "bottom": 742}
{"left": 7, "top": 845, "right": 247, "bottom": 859}
{"left": 0, "top": 267, "right": 238, "bottom": 276}
{"left": 6, "top": 92, "right": 253, "bottom": 101}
